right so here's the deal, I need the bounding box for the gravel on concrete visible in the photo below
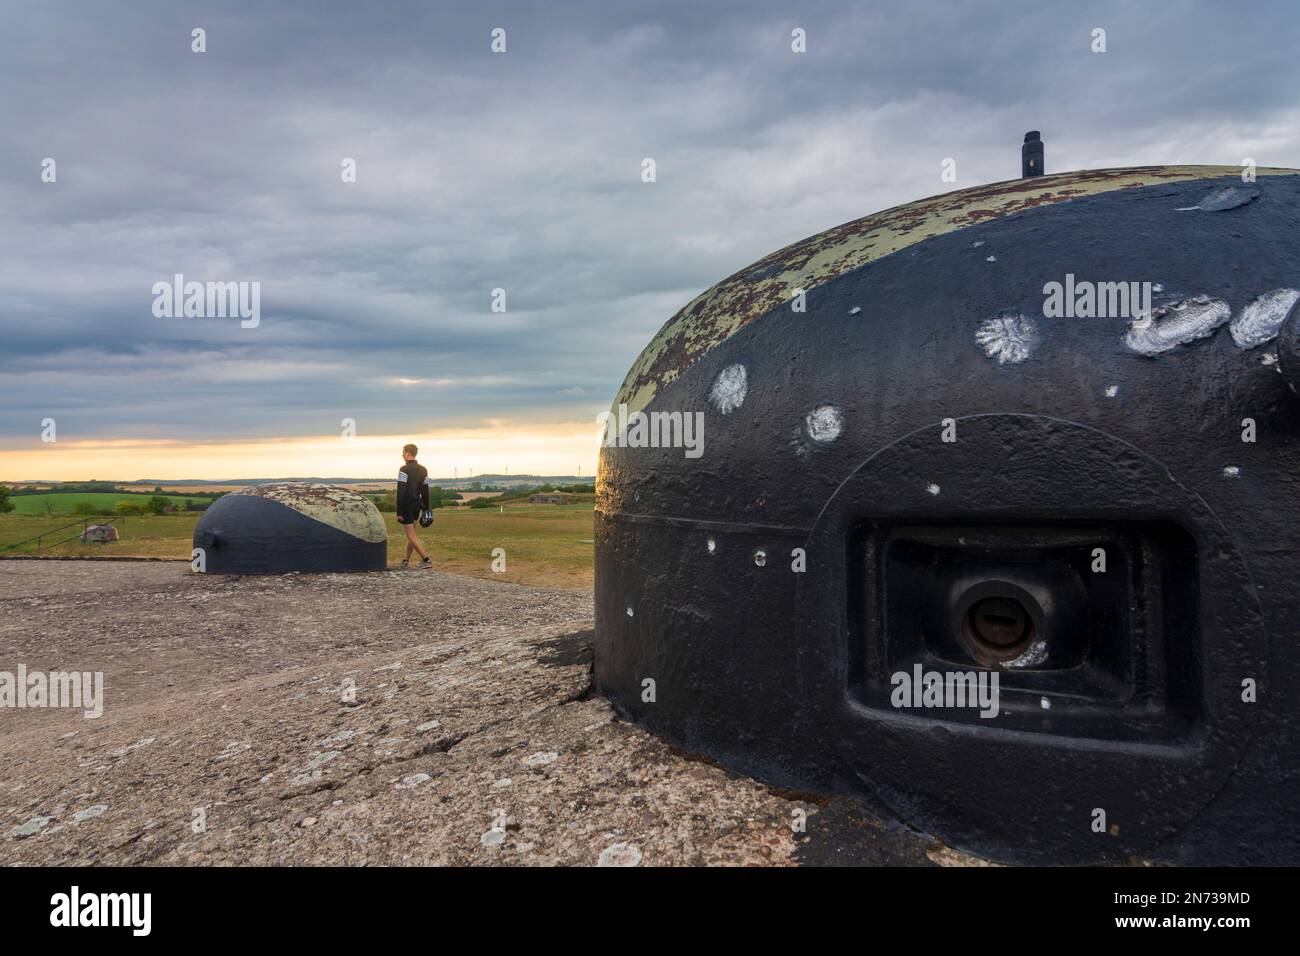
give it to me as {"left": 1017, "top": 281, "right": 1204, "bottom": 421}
{"left": 0, "top": 560, "right": 979, "bottom": 866}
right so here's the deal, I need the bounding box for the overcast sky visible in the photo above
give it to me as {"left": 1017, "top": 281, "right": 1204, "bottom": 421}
{"left": 2, "top": 0, "right": 1299, "bottom": 478}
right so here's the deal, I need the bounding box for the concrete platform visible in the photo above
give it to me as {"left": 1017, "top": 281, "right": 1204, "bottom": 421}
{"left": 0, "top": 561, "right": 978, "bottom": 866}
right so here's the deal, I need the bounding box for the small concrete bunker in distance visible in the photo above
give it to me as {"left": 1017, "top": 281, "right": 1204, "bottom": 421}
{"left": 193, "top": 483, "right": 386, "bottom": 574}
{"left": 594, "top": 155, "right": 1300, "bottom": 865}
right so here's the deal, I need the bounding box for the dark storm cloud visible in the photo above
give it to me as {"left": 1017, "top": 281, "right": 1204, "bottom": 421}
{"left": 2, "top": 0, "right": 1298, "bottom": 444}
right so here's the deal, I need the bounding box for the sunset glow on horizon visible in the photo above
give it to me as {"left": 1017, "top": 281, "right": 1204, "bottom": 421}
{"left": 0, "top": 421, "right": 605, "bottom": 483}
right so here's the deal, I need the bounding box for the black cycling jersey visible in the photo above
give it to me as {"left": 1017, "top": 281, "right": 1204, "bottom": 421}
{"left": 397, "top": 460, "right": 429, "bottom": 517}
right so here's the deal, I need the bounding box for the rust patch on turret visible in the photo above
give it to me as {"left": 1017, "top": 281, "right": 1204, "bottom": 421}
{"left": 614, "top": 165, "right": 1299, "bottom": 414}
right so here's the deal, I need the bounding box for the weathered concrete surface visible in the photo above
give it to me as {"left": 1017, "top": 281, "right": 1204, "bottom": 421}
{"left": 0, "top": 561, "right": 973, "bottom": 866}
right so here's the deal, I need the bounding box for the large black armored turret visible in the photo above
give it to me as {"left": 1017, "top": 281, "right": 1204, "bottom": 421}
{"left": 193, "top": 483, "right": 387, "bottom": 574}
{"left": 595, "top": 161, "right": 1300, "bottom": 864}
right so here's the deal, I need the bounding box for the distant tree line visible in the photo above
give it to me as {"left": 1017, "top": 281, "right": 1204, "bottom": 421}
{"left": 467, "top": 482, "right": 596, "bottom": 508}
{"left": 0, "top": 482, "right": 228, "bottom": 518}
{"left": 369, "top": 486, "right": 462, "bottom": 513}
{"left": 8, "top": 480, "right": 121, "bottom": 495}
{"left": 74, "top": 495, "right": 179, "bottom": 517}
{"left": 6, "top": 481, "right": 226, "bottom": 500}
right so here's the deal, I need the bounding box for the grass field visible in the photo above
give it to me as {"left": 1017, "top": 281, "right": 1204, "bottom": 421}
{"left": 0, "top": 503, "right": 595, "bottom": 588}
{"left": 5, "top": 492, "right": 212, "bottom": 515}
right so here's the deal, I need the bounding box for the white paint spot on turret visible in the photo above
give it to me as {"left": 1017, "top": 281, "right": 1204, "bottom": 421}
{"left": 1176, "top": 185, "right": 1259, "bottom": 212}
{"left": 972, "top": 240, "right": 985, "bottom": 248}
{"left": 1040, "top": 696, "right": 1052, "bottom": 710}
{"left": 706, "top": 536, "right": 716, "bottom": 554}
{"left": 804, "top": 405, "right": 843, "bottom": 443}
{"left": 1104, "top": 384, "right": 1119, "bottom": 398}
{"left": 709, "top": 364, "right": 748, "bottom": 415}
{"left": 848, "top": 306, "right": 861, "bottom": 315}
{"left": 1229, "top": 288, "right": 1300, "bottom": 349}
{"left": 1006, "top": 640, "right": 1048, "bottom": 669}
{"left": 976, "top": 312, "right": 1038, "bottom": 365}
{"left": 1124, "top": 295, "right": 1230, "bottom": 356}
{"left": 985, "top": 255, "right": 997, "bottom": 262}
{"left": 926, "top": 483, "right": 940, "bottom": 496}
{"left": 1223, "top": 466, "right": 1240, "bottom": 478}
{"left": 1262, "top": 351, "right": 1279, "bottom": 367}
